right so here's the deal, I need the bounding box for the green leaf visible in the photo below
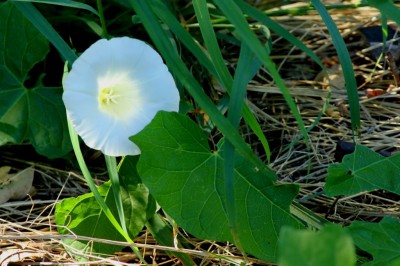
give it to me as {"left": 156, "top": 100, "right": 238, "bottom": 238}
{"left": 278, "top": 224, "right": 356, "bottom": 266}
{"left": 0, "top": 2, "right": 71, "bottom": 158}
{"left": 348, "top": 217, "right": 400, "bottom": 265}
{"left": 11, "top": 0, "right": 99, "bottom": 16}
{"left": 146, "top": 213, "right": 196, "bottom": 265}
{"left": 13, "top": 1, "right": 78, "bottom": 64}
{"left": 55, "top": 180, "right": 155, "bottom": 259}
{"left": 132, "top": 111, "right": 302, "bottom": 262}
{"left": 325, "top": 145, "right": 400, "bottom": 197}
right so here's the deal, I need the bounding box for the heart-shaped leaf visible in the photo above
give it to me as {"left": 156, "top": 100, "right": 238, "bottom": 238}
{"left": 0, "top": 2, "right": 71, "bottom": 158}
{"left": 132, "top": 111, "right": 302, "bottom": 261}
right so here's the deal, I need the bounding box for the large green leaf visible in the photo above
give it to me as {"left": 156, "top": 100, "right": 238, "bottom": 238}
{"left": 348, "top": 217, "right": 400, "bottom": 265}
{"left": 132, "top": 111, "right": 302, "bottom": 261}
{"left": 55, "top": 179, "right": 155, "bottom": 259}
{"left": 278, "top": 225, "right": 356, "bottom": 266}
{"left": 325, "top": 145, "right": 400, "bottom": 197}
{"left": 0, "top": 2, "right": 71, "bottom": 158}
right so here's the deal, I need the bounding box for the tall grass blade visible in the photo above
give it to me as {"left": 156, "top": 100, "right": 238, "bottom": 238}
{"left": 311, "top": 0, "right": 360, "bottom": 135}
{"left": 129, "top": 0, "right": 277, "bottom": 179}
{"left": 224, "top": 43, "right": 257, "bottom": 252}
{"left": 151, "top": 0, "right": 271, "bottom": 162}
{"left": 235, "top": 0, "right": 326, "bottom": 70}
{"left": 192, "top": 0, "right": 232, "bottom": 89}
{"left": 214, "top": 0, "right": 310, "bottom": 148}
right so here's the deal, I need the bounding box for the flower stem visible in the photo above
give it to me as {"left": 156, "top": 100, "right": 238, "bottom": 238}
{"left": 105, "top": 155, "right": 127, "bottom": 233}
{"left": 96, "top": 0, "right": 108, "bottom": 39}
{"left": 66, "top": 115, "right": 147, "bottom": 264}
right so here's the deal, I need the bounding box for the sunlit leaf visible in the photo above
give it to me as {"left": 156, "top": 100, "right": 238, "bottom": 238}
{"left": 55, "top": 180, "right": 155, "bottom": 260}
{"left": 132, "top": 111, "right": 302, "bottom": 261}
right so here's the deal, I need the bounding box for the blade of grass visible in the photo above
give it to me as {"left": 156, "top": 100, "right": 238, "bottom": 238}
{"left": 12, "top": 1, "right": 78, "bottom": 65}
{"left": 150, "top": 0, "right": 271, "bottom": 163}
{"left": 311, "top": 0, "right": 360, "bottom": 135}
{"left": 11, "top": 0, "right": 98, "bottom": 15}
{"left": 235, "top": 0, "right": 325, "bottom": 70}
{"left": 96, "top": 0, "right": 108, "bottom": 39}
{"left": 192, "top": 0, "right": 232, "bottom": 90}
{"left": 213, "top": 0, "right": 310, "bottom": 149}
{"left": 129, "top": 0, "right": 277, "bottom": 180}
{"left": 235, "top": 0, "right": 335, "bottom": 152}
{"left": 368, "top": 0, "right": 400, "bottom": 26}
{"left": 224, "top": 43, "right": 257, "bottom": 253}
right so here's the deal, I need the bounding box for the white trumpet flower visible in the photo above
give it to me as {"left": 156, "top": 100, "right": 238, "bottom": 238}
{"left": 63, "top": 37, "right": 179, "bottom": 156}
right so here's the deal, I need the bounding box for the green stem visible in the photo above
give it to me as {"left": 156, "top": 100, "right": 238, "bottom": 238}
{"left": 66, "top": 116, "right": 147, "bottom": 264}
{"left": 96, "top": 0, "right": 108, "bottom": 39}
{"left": 105, "top": 155, "right": 127, "bottom": 233}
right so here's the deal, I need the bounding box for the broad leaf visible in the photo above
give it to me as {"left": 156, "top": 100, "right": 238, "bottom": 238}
{"left": 278, "top": 225, "right": 356, "bottom": 266}
{"left": 132, "top": 111, "right": 302, "bottom": 261}
{"left": 0, "top": 2, "right": 71, "bottom": 158}
{"left": 348, "top": 217, "right": 400, "bottom": 265}
{"left": 55, "top": 179, "right": 155, "bottom": 259}
{"left": 325, "top": 145, "right": 400, "bottom": 197}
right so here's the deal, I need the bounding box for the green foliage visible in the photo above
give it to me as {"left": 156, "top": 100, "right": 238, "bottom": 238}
{"left": 131, "top": 111, "right": 302, "bottom": 261}
{"left": 325, "top": 145, "right": 400, "bottom": 197}
{"left": 12, "top": 1, "right": 78, "bottom": 64}
{"left": 278, "top": 225, "right": 356, "bottom": 266}
{"left": 348, "top": 217, "right": 400, "bottom": 265}
{"left": 7, "top": 0, "right": 400, "bottom": 263}
{"left": 129, "top": 0, "right": 275, "bottom": 178}
{"left": 0, "top": 2, "right": 71, "bottom": 158}
{"left": 55, "top": 178, "right": 156, "bottom": 259}
{"left": 19, "top": 0, "right": 99, "bottom": 15}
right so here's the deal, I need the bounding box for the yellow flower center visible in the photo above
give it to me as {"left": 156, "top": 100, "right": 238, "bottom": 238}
{"left": 99, "top": 87, "right": 119, "bottom": 105}
{"left": 97, "top": 75, "right": 141, "bottom": 120}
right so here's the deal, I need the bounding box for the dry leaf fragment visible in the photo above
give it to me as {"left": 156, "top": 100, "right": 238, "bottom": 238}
{"left": 0, "top": 249, "right": 45, "bottom": 266}
{"left": 0, "top": 166, "right": 34, "bottom": 205}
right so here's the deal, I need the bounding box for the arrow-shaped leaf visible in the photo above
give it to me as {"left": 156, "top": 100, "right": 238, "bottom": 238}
{"left": 0, "top": 2, "right": 71, "bottom": 158}
{"left": 325, "top": 145, "right": 400, "bottom": 197}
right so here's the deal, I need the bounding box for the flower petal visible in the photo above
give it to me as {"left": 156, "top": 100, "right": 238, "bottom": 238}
{"left": 63, "top": 37, "right": 180, "bottom": 156}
